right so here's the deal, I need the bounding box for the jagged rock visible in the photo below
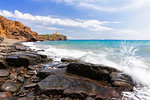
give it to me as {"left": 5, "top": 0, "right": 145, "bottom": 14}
{"left": 0, "top": 15, "right": 38, "bottom": 42}
{"left": 67, "top": 62, "right": 134, "bottom": 92}
{"left": 67, "top": 62, "right": 116, "bottom": 81}
{"left": 0, "top": 69, "right": 9, "bottom": 77}
{"left": 37, "top": 69, "right": 120, "bottom": 99}
{"left": 1, "top": 81, "right": 21, "bottom": 92}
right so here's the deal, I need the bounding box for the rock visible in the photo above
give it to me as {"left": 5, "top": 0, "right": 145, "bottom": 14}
{"left": 67, "top": 62, "right": 134, "bottom": 92}
{"left": 15, "top": 45, "right": 30, "bottom": 51}
{"left": 61, "top": 58, "right": 79, "bottom": 63}
{"left": 6, "top": 55, "right": 33, "bottom": 67}
{"left": 17, "top": 76, "right": 25, "bottom": 83}
{"left": 37, "top": 34, "right": 67, "bottom": 41}
{"left": 36, "top": 68, "right": 66, "bottom": 79}
{"left": 0, "top": 37, "right": 4, "bottom": 43}
{"left": 110, "top": 72, "right": 134, "bottom": 91}
{"left": 0, "top": 59, "right": 8, "bottom": 69}
{"left": 0, "top": 92, "right": 12, "bottom": 99}
{"left": 24, "top": 83, "right": 37, "bottom": 89}
{"left": 17, "top": 97, "right": 35, "bottom": 100}
{"left": 0, "top": 15, "right": 38, "bottom": 42}
{"left": 1, "top": 81, "right": 21, "bottom": 92}
{"left": 67, "top": 62, "right": 115, "bottom": 81}
{"left": 37, "top": 69, "right": 120, "bottom": 99}
{"left": 0, "top": 69, "right": 9, "bottom": 77}
{"left": 85, "top": 97, "right": 95, "bottom": 100}
{"left": 9, "top": 73, "right": 17, "bottom": 80}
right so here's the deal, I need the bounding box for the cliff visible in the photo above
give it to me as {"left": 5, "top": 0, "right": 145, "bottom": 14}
{"left": 0, "top": 15, "right": 38, "bottom": 41}
{"left": 37, "top": 34, "right": 67, "bottom": 41}
{"left": 0, "top": 15, "right": 67, "bottom": 41}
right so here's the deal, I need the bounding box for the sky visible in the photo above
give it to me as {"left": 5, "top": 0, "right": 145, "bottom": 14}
{"left": 0, "top": 0, "right": 150, "bottom": 40}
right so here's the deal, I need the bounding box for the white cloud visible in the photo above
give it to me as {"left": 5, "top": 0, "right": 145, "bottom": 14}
{"left": 0, "top": 9, "right": 118, "bottom": 31}
{"left": 49, "top": 0, "right": 150, "bottom": 12}
{"left": 35, "top": 25, "right": 64, "bottom": 30}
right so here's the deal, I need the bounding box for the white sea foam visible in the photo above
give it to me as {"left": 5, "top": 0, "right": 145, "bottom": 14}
{"left": 23, "top": 41, "right": 150, "bottom": 100}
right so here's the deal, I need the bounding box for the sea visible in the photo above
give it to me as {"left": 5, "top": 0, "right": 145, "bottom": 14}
{"left": 23, "top": 40, "right": 150, "bottom": 100}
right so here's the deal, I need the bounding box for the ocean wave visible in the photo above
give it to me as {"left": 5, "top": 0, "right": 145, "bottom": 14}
{"left": 23, "top": 40, "right": 150, "bottom": 100}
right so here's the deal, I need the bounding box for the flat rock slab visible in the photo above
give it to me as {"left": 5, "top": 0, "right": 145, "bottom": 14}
{"left": 1, "top": 81, "right": 21, "bottom": 92}
{"left": 0, "top": 69, "right": 9, "bottom": 77}
{"left": 38, "top": 70, "right": 120, "bottom": 99}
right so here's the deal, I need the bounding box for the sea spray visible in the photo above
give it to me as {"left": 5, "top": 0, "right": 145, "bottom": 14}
{"left": 23, "top": 40, "right": 150, "bottom": 99}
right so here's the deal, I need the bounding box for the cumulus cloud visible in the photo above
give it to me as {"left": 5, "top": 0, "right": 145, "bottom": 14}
{"left": 0, "top": 9, "right": 117, "bottom": 31}
{"left": 48, "top": 0, "right": 150, "bottom": 12}
{"left": 35, "top": 25, "right": 64, "bottom": 30}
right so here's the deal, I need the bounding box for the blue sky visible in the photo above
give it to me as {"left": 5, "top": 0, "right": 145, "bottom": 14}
{"left": 0, "top": 0, "right": 150, "bottom": 40}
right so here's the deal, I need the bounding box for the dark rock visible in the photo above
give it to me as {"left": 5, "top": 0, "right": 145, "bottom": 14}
{"left": 24, "top": 83, "right": 37, "bottom": 89}
{"left": 67, "top": 62, "right": 114, "bottom": 81}
{"left": 110, "top": 72, "right": 134, "bottom": 91}
{"left": 0, "top": 69, "right": 9, "bottom": 77}
{"left": 36, "top": 68, "right": 66, "bottom": 79}
{"left": 17, "top": 76, "right": 25, "bottom": 83}
{"left": 67, "top": 62, "right": 134, "bottom": 92}
{"left": 0, "top": 92, "right": 12, "bottom": 99}
{"left": 0, "top": 59, "right": 8, "bottom": 69}
{"left": 6, "top": 52, "right": 48, "bottom": 67}
{"left": 61, "top": 58, "right": 79, "bottom": 63}
{"left": 6, "top": 55, "right": 34, "bottom": 67}
{"left": 38, "top": 70, "right": 120, "bottom": 99}
{"left": 1, "top": 81, "right": 21, "bottom": 92}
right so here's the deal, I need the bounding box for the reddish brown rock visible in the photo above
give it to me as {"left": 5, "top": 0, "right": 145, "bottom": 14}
{"left": 0, "top": 15, "right": 38, "bottom": 41}
{"left": 0, "top": 92, "right": 12, "bottom": 99}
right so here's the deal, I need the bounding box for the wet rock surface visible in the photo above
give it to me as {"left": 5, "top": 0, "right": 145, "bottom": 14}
{"left": 67, "top": 62, "right": 134, "bottom": 92}
{"left": 0, "top": 40, "right": 135, "bottom": 99}
{"left": 0, "top": 69, "right": 9, "bottom": 77}
{"left": 1, "top": 81, "right": 21, "bottom": 92}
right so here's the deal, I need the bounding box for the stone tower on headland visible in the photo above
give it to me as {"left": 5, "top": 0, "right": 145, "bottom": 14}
{"left": 56, "top": 31, "right": 59, "bottom": 35}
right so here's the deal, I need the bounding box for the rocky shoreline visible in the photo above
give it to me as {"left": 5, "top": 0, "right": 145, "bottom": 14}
{"left": 0, "top": 39, "right": 135, "bottom": 100}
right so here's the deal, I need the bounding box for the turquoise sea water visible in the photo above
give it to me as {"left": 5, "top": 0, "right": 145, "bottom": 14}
{"left": 23, "top": 40, "right": 150, "bottom": 99}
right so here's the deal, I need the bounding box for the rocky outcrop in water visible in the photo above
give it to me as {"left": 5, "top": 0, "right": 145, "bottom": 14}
{"left": 37, "top": 34, "right": 67, "bottom": 41}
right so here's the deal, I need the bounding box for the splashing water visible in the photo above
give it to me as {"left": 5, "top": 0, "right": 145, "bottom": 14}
{"left": 23, "top": 40, "right": 150, "bottom": 100}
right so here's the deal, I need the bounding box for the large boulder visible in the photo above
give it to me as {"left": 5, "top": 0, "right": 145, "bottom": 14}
{"left": 37, "top": 69, "right": 120, "bottom": 99}
{"left": 67, "top": 62, "right": 134, "bottom": 92}
{"left": 6, "top": 51, "right": 48, "bottom": 67}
